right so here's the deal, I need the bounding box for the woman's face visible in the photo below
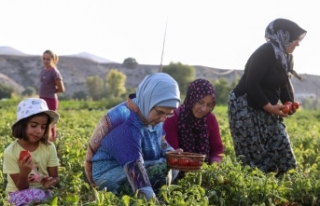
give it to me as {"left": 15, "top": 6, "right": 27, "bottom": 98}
{"left": 192, "top": 95, "right": 215, "bottom": 119}
{"left": 286, "top": 40, "right": 300, "bottom": 54}
{"left": 286, "top": 33, "right": 305, "bottom": 54}
{"left": 147, "top": 106, "right": 175, "bottom": 126}
{"left": 42, "top": 53, "right": 54, "bottom": 68}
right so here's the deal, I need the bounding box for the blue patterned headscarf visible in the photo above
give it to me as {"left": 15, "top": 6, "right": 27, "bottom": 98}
{"left": 133, "top": 73, "right": 181, "bottom": 119}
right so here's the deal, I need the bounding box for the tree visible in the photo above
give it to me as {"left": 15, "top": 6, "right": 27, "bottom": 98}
{"left": 162, "top": 62, "right": 196, "bottom": 94}
{"left": 73, "top": 91, "right": 87, "bottom": 100}
{"left": 106, "top": 69, "right": 127, "bottom": 97}
{"left": 86, "top": 76, "right": 104, "bottom": 100}
{"left": 123, "top": 57, "right": 138, "bottom": 68}
{"left": 212, "top": 77, "right": 239, "bottom": 105}
{"left": 22, "top": 86, "right": 36, "bottom": 96}
{"left": 0, "top": 83, "right": 14, "bottom": 99}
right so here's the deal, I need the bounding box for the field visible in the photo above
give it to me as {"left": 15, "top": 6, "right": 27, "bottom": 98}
{"left": 1, "top": 99, "right": 320, "bottom": 205}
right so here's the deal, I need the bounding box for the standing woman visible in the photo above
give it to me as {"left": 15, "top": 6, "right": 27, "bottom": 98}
{"left": 228, "top": 19, "right": 306, "bottom": 176}
{"left": 164, "top": 79, "right": 224, "bottom": 164}
{"left": 39, "top": 50, "right": 65, "bottom": 141}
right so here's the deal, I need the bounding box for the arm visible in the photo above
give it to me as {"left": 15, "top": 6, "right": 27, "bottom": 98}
{"left": 41, "top": 167, "right": 59, "bottom": 189}
{"left": 9, "top": 156, "right": 33, "bottom": 190}
{"left": 41, "top": 144, "right": 60, "bottom": 189}
{"left": 163, "top": 110, "right": 179, "bottom": 149}
{"left": 207, "top": 114, "right": 224, "bottom": 164}
{"left": 101, "top": 123, "right": 155, "bottom": 200}
{"left": 55, "top": 79, "right": 65, "bottom": 93}
{"left": 245, "top": 44, "right": 286, "bottom": 117}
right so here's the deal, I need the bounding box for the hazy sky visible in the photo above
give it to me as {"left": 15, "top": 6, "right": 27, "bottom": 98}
{"left": 1, "top": 0, "right": 319, "bottom": 75}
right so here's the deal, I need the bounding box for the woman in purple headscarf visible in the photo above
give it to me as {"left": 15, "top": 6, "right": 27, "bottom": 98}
{"left": 228, "top": 18, "right": 307, "bottom": 176}
{"left": 164, "top": 79, "right": 224, "bottom": 164}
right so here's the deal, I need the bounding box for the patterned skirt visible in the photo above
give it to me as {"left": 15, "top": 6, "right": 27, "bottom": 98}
{"left": 227, "top": 91, "right": 296, "bottom": 174}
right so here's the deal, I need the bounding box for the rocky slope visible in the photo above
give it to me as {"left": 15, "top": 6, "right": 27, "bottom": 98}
{"left": 0, "top": 54, "right": 319, "bottom": 100}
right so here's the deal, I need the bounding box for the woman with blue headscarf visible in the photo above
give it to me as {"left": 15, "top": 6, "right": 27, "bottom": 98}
{"left": 84, "top": 73, "right": 182, "bottom": 200}
{"left": 228, "top": 18, "right": 306, "bottom": 177}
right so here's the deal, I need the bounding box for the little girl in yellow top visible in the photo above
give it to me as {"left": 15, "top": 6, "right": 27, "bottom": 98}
{"left": 3, "top": 98, "right": 60, "bottom": 205}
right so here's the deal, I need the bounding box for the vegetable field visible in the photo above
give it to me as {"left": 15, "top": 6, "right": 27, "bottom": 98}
{"left": 1, "top": 99, "right": 320, "bottom": 205}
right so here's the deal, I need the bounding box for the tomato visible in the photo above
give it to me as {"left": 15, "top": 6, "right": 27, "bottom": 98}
{"left": 216, "top": 175, "right": 224, "bottom": 184}
{"left": 189, "top": 159, "right": 202, "bottom": 166}
{"left": 293, "top": 101, "right": 300, "bottom": 109}
{"left": 168, "top": 157, "right": 178, "bottom": 165}
{"left": 179, "top": 158, "right": 190, "bottom": 166}
{"left": 284, "top": 101, "right": 292, "bottom": 110}
{"left": 282, "top": 105, "right": 290, "bottom": 114}
{"left": 19, "top": 150, "right": 31, "bottom": 161}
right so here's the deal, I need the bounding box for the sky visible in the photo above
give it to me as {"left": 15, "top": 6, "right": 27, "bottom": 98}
{"left": 1, "top": 0, "right": 319, "bottom": 75}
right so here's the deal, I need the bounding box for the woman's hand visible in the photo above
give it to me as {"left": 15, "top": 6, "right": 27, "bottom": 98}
{"left": 263, "top": 103, "right": 288, "bottom": 117}
{"left": 170, "top": 148, "right": 183, "bottom": 154}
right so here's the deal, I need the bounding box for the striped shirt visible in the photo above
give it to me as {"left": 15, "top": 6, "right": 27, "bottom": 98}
{"left": 39, "top": 68, "right": 63, "bottom": 98}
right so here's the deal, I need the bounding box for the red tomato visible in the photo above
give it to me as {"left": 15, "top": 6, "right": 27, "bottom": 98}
{"left": 293, "top": 101, "right": 300, "bottom": 109}
{"left": 179, "top": 158, "right": 190, "bottom": 166}
{"left": 189, "top": 159, "right": 202, "bottom": 166}
{"left": 282, "top": 105, "right": 290, "bottom": 114}
{"left": 168, "top": 157, "right": 178, "bottom": 165}
{"left": 284, "top": 101, "right": 292, "bottom": 110}
{"left": 19, "top": 150, "right": 31, "bottom": 161}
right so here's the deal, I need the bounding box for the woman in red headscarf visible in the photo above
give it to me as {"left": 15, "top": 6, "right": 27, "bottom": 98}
{"left": 164, "top": 79, "right": 224, "bottom": 164}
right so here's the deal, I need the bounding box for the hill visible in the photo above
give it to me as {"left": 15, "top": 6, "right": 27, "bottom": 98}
{"left": 0, "top": 54, "right": 319, "bottom": 101}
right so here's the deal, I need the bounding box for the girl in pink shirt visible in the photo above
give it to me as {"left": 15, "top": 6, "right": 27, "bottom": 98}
{"left": 39, "top": 50, "right": 65, "bottom": 141}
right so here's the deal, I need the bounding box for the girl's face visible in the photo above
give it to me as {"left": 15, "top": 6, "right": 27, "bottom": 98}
{"left": 147, "top": 106, "right": 175, "bottom": 126}
{"left": 26, "top": 114, "right": 49, "bottom": 143}
{"left": 192, "top": 95, "right": 215, "bottom": 119}
{"left": 42, "top": 53, "right": 54, "bottom": 68}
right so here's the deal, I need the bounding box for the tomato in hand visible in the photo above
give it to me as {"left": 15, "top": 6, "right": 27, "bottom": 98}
{"left": 284, "top": 101, "right": 292, "bottom": 110}
{"left": 168, "top": 157, "right": 178, "bottom": 165}
{"left": 19, "top": 150, "right": 31, "bottom": 161}
{"left": 293, "top": 101, "right": 300, "bottom": 109}
{"left": 282, "top": 105, "right": 290, "bottom": 114}
{"left": 179, "top": 158, "right": 190, "bottom": 166}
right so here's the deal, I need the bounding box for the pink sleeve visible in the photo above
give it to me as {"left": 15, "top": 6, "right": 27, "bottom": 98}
{"left": 163, "top": 110, "right": 179, "bottom": 149}
{"left": 53, "top": 69, "right": 63, "bottom": 80}
{"left": 207, "top": 113, "right": 224, "bottom": 163}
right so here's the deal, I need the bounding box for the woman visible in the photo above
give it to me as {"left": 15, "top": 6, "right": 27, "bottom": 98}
{"left": 228, "top": 18, "right": 306, "bottom": 176}
{"left": 39, "top": 50, "right": 65, "bottom": 141}
{"left": 84, "top": 73, "right": 182, "bottom": 200}
{"left": 164, "top": 79, "right": 224, "bottom": 164}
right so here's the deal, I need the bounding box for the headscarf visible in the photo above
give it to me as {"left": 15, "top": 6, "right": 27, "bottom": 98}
{"left": 177, "top": 79, "right": 215, "bottom": 161}
{"left": 133, "top": 73, "right": 180, "bottom": 119}
{"left": 265, "top": 18, "right": 306, "bottom": 81}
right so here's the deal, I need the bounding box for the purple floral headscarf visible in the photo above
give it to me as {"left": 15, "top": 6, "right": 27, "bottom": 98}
{"left": 177, "top": 79, "right": 215, "bottom": 161}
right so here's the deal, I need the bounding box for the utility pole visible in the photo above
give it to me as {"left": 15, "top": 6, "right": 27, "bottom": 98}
{"left": 159, "top": 18, "right": 168, "bottom": 72}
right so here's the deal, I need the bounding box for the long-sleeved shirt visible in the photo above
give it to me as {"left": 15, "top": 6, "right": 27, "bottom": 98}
{"left": 233, "top": 43, "right": 293, "bottom": 110}
{"left": 163, "top": 109, "right": 224, "bottom": 163}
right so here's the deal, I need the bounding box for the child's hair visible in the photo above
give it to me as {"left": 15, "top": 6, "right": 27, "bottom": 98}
{"left": 12, "top": 112, "right": 52, "bottom": 145}
{"left": 43, "top": 50, "right": 59, "bottom": 66}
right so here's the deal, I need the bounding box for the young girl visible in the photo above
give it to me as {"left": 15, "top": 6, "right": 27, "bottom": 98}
{"left": 3, "top": 98, "right": 60, "bottom": 205}
{"left": 39, "top": 50, "right": 65, "bottom": 141}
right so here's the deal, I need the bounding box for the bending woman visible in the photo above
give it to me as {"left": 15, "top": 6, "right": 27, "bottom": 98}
{"left": 85, "top": 73, "right": 182, "bottom": 200}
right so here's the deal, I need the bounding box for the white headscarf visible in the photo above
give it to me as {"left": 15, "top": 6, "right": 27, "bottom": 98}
{"left": 132, "top": 73, "right": 180, "bottom": 119}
